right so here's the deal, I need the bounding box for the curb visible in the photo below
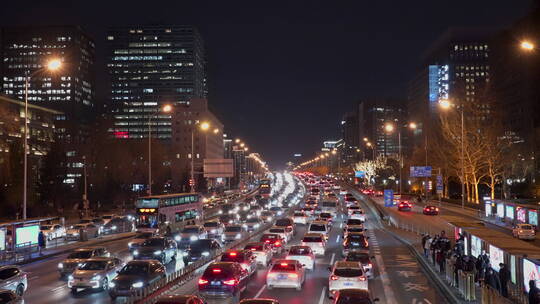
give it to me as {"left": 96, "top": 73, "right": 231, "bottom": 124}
{"left": 15, "top": 232, "right": 135, "bottom": 266}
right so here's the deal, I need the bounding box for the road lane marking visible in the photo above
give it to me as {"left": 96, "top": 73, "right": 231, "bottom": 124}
{"left": 254, "top": 284, "right": 266, "bottom": 298}
{"left": 318, "top": 286, "right": 327, "bottom": 304}
{"left": 329, "top": 253, "right": 335, "bottom": 266}
{"left": 336, "top": 235, "right": 340, "bottom": 243}
{"left": 51, "top": 284, "right": 65, "bottom": 292}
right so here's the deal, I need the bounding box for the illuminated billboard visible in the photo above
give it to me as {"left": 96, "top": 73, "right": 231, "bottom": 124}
{"left": 489, "top": 245, "right": 504, "bottom": 272}
{"left": 523, "top": 258, "right": 540, "bottom": 293}
{"left": 15, "top": 225, "right": 40, "bottom": 247}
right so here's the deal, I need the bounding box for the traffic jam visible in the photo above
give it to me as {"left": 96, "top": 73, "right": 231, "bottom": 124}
{"left": 13, "top": 172, "right": 381, "bottom": 304}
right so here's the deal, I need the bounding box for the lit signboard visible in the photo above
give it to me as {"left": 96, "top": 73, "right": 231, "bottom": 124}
{"left": 471, "top": 235, "right": 481, "bottom": 258}
{"left": 15, "top": 225, "right": 39, "bottom": 247}
{"left": 506, "top": 205, "right": 514, "bottom": 220}
{"left": 529, "top": 210, "right": 538, "bottom": 226}
{"left": 497, "top": 203, "right": 505, "bottom": 218}
{"left": 428, "top": 65, "right": 439, "bottom": 102}
{"left": 517, "top": 208, "right": 527, "bottom": 223}
{"left": 523, "top": 258, "right": 540, "bottom": 293}
{"left": 489, "top": 244, "right": 504, "bottom": 272}
{"left": 0, "top": 229, "right": 5, "bottom": 251}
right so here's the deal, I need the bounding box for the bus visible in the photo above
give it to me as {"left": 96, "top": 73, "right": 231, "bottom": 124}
{"left": 134, "top": 193, "right": 202, "bottom": 234}
{"left": 259, "top": 178, "right": 271, "bottom": 197}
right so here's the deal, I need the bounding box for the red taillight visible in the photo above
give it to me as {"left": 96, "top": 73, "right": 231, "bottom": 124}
{"left": 229, "top": 252, "right": 237, "bottom": 256}
{"left": 436, "top": 208, "right": 439, "bottom": 211}
{"left": 212, "top": 268, "right": 222, "bottom": 273}
{"left": 265, "top": 240, "right": 270, "bottom": 243}
{"left": 275, "top": 241, "right": 282, "bottom": 247}
{"left": 359, "top": 276, "right": 367, "bottom": 281}
{"left": 368, "top": 263, "right": 373, "bottom": 268}
{"left": 250, "top": 248, "right": 256, "bottom": 251}
{"left": 198, "top": 278, "right": 209, "bottom": 285}
{"left": 280, "top": 262, "right": 288, "bottom": 266}
{"left": 223, "top": 279, "right": 237, "bottom": 286}
{"left": 330, "top": 275, "right": 338, "bottom": 280}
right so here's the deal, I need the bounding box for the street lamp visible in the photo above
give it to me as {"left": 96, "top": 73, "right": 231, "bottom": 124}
{"left": 520, "top": 40, "right": 535, "bottom": 51}
{"left": 439, "top": 99, "right": 465, "bottom": 208}
{"left": 191, "top": 121, "right": 211, "bottom": 193}
{"left": 384, "top": 123, "right": 402, "bottom": 194}
{"left": 148, "top": 104, "right": 172, "bottom": 195}
{"left": 22, "top": 58, "right": 62, "bottom": 220}
{"left": 366, "top": 142, "right": 376, "bottom": 159}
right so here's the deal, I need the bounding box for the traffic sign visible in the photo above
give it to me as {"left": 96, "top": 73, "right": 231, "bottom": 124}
{"left": 410, "top": 166, "right": 432, "bottom": 177}
{"left": 384, "top": 189, "right": 394, "bottom": 207}
{"left": 436, "top": 175, "right": 443, "bottom": 194}
{"left": 355, "top": 171, "right": 365, "bottom": 178}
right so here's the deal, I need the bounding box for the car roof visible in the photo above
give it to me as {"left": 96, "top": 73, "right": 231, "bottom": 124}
{"left": 74, "top": 247, "right": 102, "bottom": 252}
{"left": 85, "top": 257, "right": 116, "bottom": 262}
{"left": 0, "top": 265, "right": 21, "bottom": 271}
{"left": 239, "top": 299, "right": 278, "bottom": 304}
{"left": 304, "top": 233, "right": 324, "bottom": 238}
{"left": 128, "top": 260, "right": 160, "bottom": 266}
{"left": 335, "top": 261, "right": 362, "bottom": 268}
{"left": 310, "top": 221, "right": 327, "bottom": 225}
{"left": 273, "top": 259, "right": 298, "bottom": 264}
{"left": 289, "top": 245, "right": 311, "bottom": 250}
{"left": 347, "top": 232, "right": 366, "bottom": 237}
{"left": 337, "top": 288, "right": 371, "bottom": 298}
{"left": 156, "top": 295, "right": 193, "bottom": 303}
{"left": 183, "top": 225, "right": 201, "bottom": 229}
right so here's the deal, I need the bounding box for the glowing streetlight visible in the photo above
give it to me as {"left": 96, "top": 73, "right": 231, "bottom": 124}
{"left": 200, "top": 121, "right": 210, "bottom": 131}
{"left": 366, "top": 142, "right": 372, "bottom": 147}
{"left": 244, "top": 147, "right": 249, "bottom": 151}
{"left": 162, "top": 104, "right": 172, "bottom": 113}
{"left": 363, "top": 137, "right": 368, "bottom": 142}
{"left": 408, "top": 122, "right": 417, "bottom": 129}
{"left": 235, "top": 138, "right": 241, "bottom": 144}
{"left": 240, "top": 143, "right": 245, "bottom": 148}
{"left": 331, "top": 150, "right": 337, "bottom": 155}
{"left": 384, "top": 123, "right": 395, "bottom": 133}
{"left": 521, "top": 40, "right": 535, "bottom": 51}
{"left": 213, "top": 128, "right": 219, "bottom": 134}
{"left": 439, "top": 99, "right": 452, "bottom": 110}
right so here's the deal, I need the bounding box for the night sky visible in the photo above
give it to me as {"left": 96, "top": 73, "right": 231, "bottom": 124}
{"left": 0, "top": 0, "right": 532, "bottom": 168}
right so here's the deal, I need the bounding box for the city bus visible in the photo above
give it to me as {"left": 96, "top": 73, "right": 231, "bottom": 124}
{"left": 259, "top": 178, "right": 271, "bottom": 197}
{"left": 134, "top": 193, "right": 202, "bottom": 234}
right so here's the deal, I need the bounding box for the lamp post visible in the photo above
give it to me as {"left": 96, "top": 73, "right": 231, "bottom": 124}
{"left": 23, "top": 58, "right": 62, "bottom": 220}
{"left": 366, "top": 142, "right": 375, "bottom": 159}
{"left": 439, "top": 99, "right": 465, "bottom": 208}
{"left": 147, "top": 104, "right": 172, "bottom": 195}
{"left": 384, "top": 123, "right": 402, "bottom": 194}
{"left": 191, "top": 121, "right": 211, "bottom": 193}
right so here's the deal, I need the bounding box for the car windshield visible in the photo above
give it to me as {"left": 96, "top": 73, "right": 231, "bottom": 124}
{"left": 202, "top": 266, "right": 233, "bottom": 279}
{"left": 225, "top": 226, "right": 241, "bottom": 232}
{"left": 320, "top": 213, "right": 331, "bottom": 218}
{"left": 262, "top": 234, "right": 278, "bottom": 240}
{"left": 347, "top": 219, "right": 363, "bottom": 225}
{"left": 204, "top": 222, "right": 219, "bottom": 228}
{"left": 141, "top": 238, "right": 165, "bottom": 247}
{"left": 181, "top": 227, "right": 200, "bottom": 233}
{"left": 347, "top": 253, "right": 370, "bottom": 263}
{"left": 294, "top": 212, "right": 304, "bottom": 216}
{"left": 310, "top": 224, "right": 326, "bottom": 232}
{"left": 73, "top": 225, "right": 86, "bottom": 229}
{"left": 221, "top": 252, "right": 245, "bottom": 262}
{"left": 67, "top": 251, "right": 93, "bottom": 259}
{"left": 40, "top": 225, "right": 52, "bottom": 230}
{"left": 79, "top": 261, "right": 108, "bottom": 270}
{"left": 245, "top": 244, "right": 264, "bottom": 251}
{"left": 303, "top": 236, "right": 323, "bottom": 242}
{"left": 521, "top": 225, "right": 533, "bottom": 230}
{"left": 269, "top": 228, "right": 284, "bottom": 233}
{"left": 119, "top": 263, "right": 148, "bottom": 275}
{"left": 79, "top": 219, "right": 91, "bottom": 224}
{"left": 336, "top": 295, "right": 372, "bottom": 304}
{"left": 262, "top": 211, "right": 273, "bottom": 216}
{"left": 102, "top": 215, "right": 113, "bottom": 219}
{"left": 246, "top": 218, "right": 259, "bottom": 223}
{"left": 289, "top": 247, "right": 311, "bottom": 255}
{"left": 190, "top": 240, "right": 213, "bottom": 251}
{"left": 275, "top": 219, "right": 291, "bottom": 226}
{"left": 135, "top": 232, "right": 154, "bottom": 239}
{"left": 271, "top": 263, "right": 296, "bottom": 272}
{"left": 334, "top": 267, "right": 364, "bottom": 277}
{"left": 322, "top": 202, "right": 336, "bottom": 208}
{"left": 347, "top": 227, "right": 364, "bottom": 233}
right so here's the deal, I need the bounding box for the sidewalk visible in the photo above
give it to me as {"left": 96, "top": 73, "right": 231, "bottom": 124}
{"left": 1, "top": 231, "right": 135, "bottom": 267}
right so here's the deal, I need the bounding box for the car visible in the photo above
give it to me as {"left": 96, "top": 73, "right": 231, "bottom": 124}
{"left": 260, "top": 211, "right": 274, "bottom": 223}
{"left": 330, "top": 288, "right": 379, "bottom": 303}
{"left": 328, "top": 261, "right": 368, "bottom": 298}
{"left": 40, "top": 224, "right": 66, "bottom": 241}
{"left": 176, "top": 225, "right": 207, "bottom": 244}
{"left": 344, "top": 196, "right": 358, "bottom": 205}
{"left": 318, "top": 212, "right": 334, "bottom": 226}
{"left": 345, "top": 251, "right": 374, "bottom": 277}
{"left": 320, "top": 201, "right": 338, "bottom": 216}
{"left": 198, "top": 262, "right": 249, "bottom": 300}
{"left": 305, "top": 200, "right": 318, "bottom": 208}
{"left": 238, "top": 211, "right": 252, "bottom": 223}
{"left": 268, "top": 227, "right": 292, "bottom": 243}
{"left": 301, "top": 233, "right": 326, "bottom": 256}
{"left": 339, "top": 189, "right": 348, "bottom": 195}
{"left": 108, "top": 260, "right": 166, "bottom": 300}
{"left": 58, "top": 247, "right": 111, "bottom": 276}
{"left": 102, "top": 217, "right": 134, "bottom": 234}
{"left": 128, "top": 231, "right": 158, "bottom": 252}
{"left": 300, "top": 207, "right": 315, "bottom": 217}
{"left": 0, "top": 266, "right": 27, "bottom": 296}
{"left": 222, "top": 203, "right": 239, "bottom": 215}
{"left": 239, "top": 299, "right": 279, "bottom": 304}
{"left": 249, "top": 205, "right": 263, "bottom": 216}
{"left": 203, "top": 221, "right": 225, "bottom": 238}
{"left": 285, "top": 246, "right": 315, "bottom": 270}
{"left": 345, "top": 219, "right": 364, "bottom": 228}
{"left": 221, "top": 250, "right": 257, "bottom": 275}
{"left": 342, "top": 233, "right": 369, "bottom": 257}
{"left": 270, "top": 207, "right": 284, "bottom": 217}
{"left": 68, "top": 257, "right": 124, "bottom": 293}
{"left": 259, "top": 233, "right": 285, "bottom": 254}
{"left": 238, "top": 203, "right": 250, "bottom": 212}
{"left": 244, "top": 242, "right": 273, "bottom": 267}
{"left": 132, "top": 237, "right": 178, "bottom": 264}
{"left": 155, "top": 295, "right": 206, "bottom": 304}
{"left": 219, "top": 214, "right": 238, "bottom": 225}
{"left": 350, "top": 210, "right": 366, "bottom": 222}
{"left": 222, "top": 225, "right": 246, "bottom": 243}
{"left": 183, "top": 239, "right": 223, "bottom": 265}
{"left": 397, "top": 201, "right": 412, "bottom": 211}
{"left": 274, "top": 218, "right": 296, "bottom": 234}
{"left": 293, "top": 211, "right": 308, "bottom": 225}
{"left": 347, "top": 205, "right": 362, "bottom": 216}
{"left": 343, "top": 225, "right": 365, "bottom": 238}
{"left": 244, "top": 218, "right": 262, "bottom": 232}
{"left": 513, "top": 224, "right": 537, "bottom": 240}
{"left": 65, "top": 223, "right": 100, "bottom": 240}
{"left": 308, "top": 221, "right": 330, "bottom": 240}
{"left": 423, "top": 205, "right": 439, "bottom": 215}
{"left": 100, "top": 214, "right": 118, "bottom": 225}
{"left": 0, "top": 289, "right": 23, "bottom": 303}
{"left": 91, "top": 218, "right": 106, "bottom": 232}
{"left": 266, "top": 259, "right": 305, "bottom": 290}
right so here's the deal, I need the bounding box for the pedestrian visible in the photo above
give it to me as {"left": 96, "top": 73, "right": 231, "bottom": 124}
{"left": 436, "top": 249, "right": 445, "bottom": 273}
{"left": 431, "top": 235, "right": 439, "bottom": 265}
{"left": 38, "top": 231, "right": 46, "bottom": 255}
{"left": 485, "top": 267, "right": 501, "bottom": 293}
{"left": 529, "top": 280, "right": 540, "bottom": 304}
{"left": 498, "top": 263, "right": 511, "bottom": 298}
{"left": 424, "top": 235, "right": 432, "bottom": 258}
{"left": 454, "top": 254, "right": 463, "bottom": 287}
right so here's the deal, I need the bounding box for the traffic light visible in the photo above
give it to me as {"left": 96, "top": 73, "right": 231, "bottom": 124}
{"left": 189, "top": 179, "right": 195, "bottom": 187}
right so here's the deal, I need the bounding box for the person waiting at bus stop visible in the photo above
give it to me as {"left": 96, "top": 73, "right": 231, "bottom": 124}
{"left": 38, "top": 231, "right": 46, "bottom": 255}
{"left": 498, "top": 263, "right": 511, "bottom": 298}
{"left": 529, "top": 280, "right": 540, "bottom": 304}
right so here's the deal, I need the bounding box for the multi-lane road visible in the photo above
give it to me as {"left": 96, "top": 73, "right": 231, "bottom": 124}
{"left": 21, "top": 181, "right": 450, "bottom": 304}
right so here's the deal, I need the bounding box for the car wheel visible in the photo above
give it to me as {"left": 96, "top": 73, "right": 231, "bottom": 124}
{"left": 296, "top": 284, "right": 301, "bottom": 291}
{"left": 267, "top": 284, "right": 273, "bottom": 290}
{"left": 71, "top": 287, "right": 78, "bottom": 295}
{"left": 16, "top": 284, "right": 24, "bottom": 296}
{"left": 110, "top": 295, "right": 117, "bottom": 301}
{"left": 102, "top": 278, "right": 108, "bottom": 291}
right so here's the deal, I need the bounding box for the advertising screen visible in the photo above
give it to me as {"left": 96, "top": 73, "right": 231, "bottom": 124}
{"left": 489, "top": 245, "right": 504, "bottom": 272}
{"left": 523, "top": 259, "right": 540, "bottom": 293}
{"left": 485, "top": 203, "right": 492, "bottom": 217}
{"left": 517, "top": 208, "right": 527, "bottom": 223}
{"left": 511, "top": 255, "right": 516, "bottom": 284}
{"left": 506, "top": 206, "right": 514, "bottom": 220}
{"left": 464, "top": 236, "right": 469, "bottom": 256}
{"left": 15, "top": 225, "right": 39, "bottom": 247}
{"left": 471, "top": 235, "right": 481, "bottom": 258}
{"left": 0, "top": 229, "right": 5, "bottom": 251}
{"left": 497, "top": 203, "right": 505, "bottom": 218}
{"left": 529, "top": 210, "right": 538, "bottom": 226}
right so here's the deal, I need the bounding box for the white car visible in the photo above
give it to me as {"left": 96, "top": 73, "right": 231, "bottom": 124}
{"left": 512, "top": 224, "right": 536, "bottom": 240}
{"left": 100, "top": 214, "right": 117, "bottom": 225}
{"left": 260, "top": 211, "right": 274, "bottom": 223}
{"left": 40, "top": 224, "right": 66, "bottom": 241}
{"left": 308, "top": 221, "right": 329, "bottom": 240}
{"left": 244, "top": 242, "right": 273, "bottom": 267}
{"left": 268, "top": 227, "right": 292, "bottom": 243}
{"left": 128, "top": 231, "right": 158, "bottom": 252}
{"left": 285, "top": 246, "right": 315, "bottom": 270}
{"left": 68, "top": 257, "right": 124, "bottom": 293}
{"left": 176, "top": 225, "right": 207, "bottom": 243}
{"left": 222, "top": 225, "right": 246, "bottom": 243}
{"left": 343, "top": 225, "right": 364, "bottom": 238}
{"left": 66, "top": 223, "right": 100, "bottom": 240}
{"left": 350, "top": 210, "right": 366, "bottom": 222}
{"left": 301, "top": 233, "right": 326, "bottom": 256}
{"left": 266, "top": 259, "right": 305, "bottom": 290}
{"left": 293, "top": 211, "right": 308, "bottom": 225}
{"left": 203, "top": 221, "right": 224, "bottom": 237}
{"left": 328, "top": 261, "right": 368, "bottom": 297}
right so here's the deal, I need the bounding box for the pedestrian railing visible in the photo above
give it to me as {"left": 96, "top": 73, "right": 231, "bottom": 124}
{"left": 481, "top": 284, "right": 515, "bottom": 304}
{"left": 457, "top": 270, "right": 476, "bottom": 301}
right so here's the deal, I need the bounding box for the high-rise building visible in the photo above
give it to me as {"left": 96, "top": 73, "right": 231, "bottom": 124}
{"left": 106, "top": 25, "right": 206, "bottom": 140}
{"left": 171, "top": 98, "right": 223, "bottom": 191}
